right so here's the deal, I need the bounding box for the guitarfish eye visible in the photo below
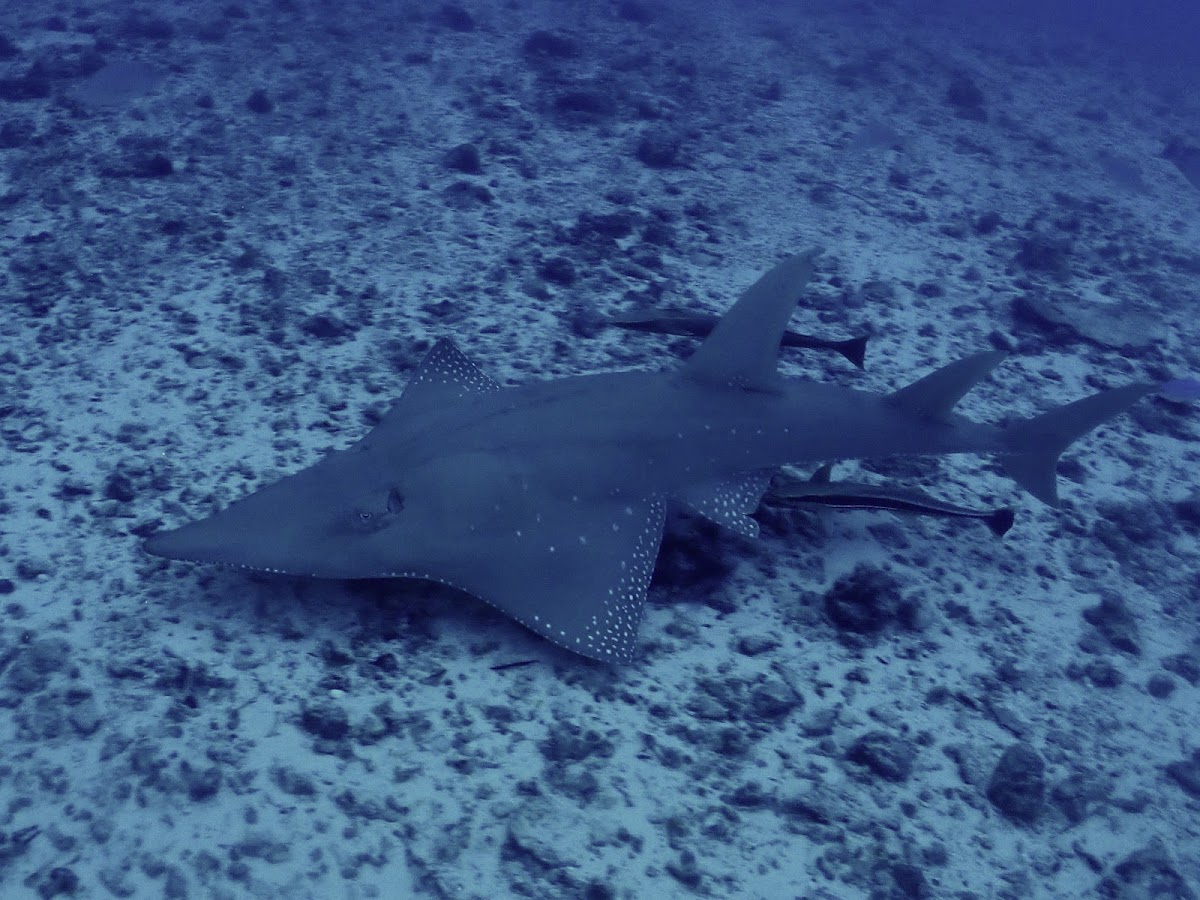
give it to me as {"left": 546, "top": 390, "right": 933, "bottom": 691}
{"left": 347, "top": 506, "right": 388, "bottom": 534}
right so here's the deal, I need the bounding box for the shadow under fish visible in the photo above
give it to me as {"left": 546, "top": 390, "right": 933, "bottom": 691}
{"left": 765, "top": 464, "right": 1015, "bottom": 537}
{"left": 609, "top": 309, "right": 868, "bottom": 369}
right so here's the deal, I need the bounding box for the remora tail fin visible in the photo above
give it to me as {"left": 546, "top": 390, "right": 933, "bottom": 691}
{"left": 1000, "top": 382, "right": 1155, "bottom": 506}
{"left": 683, "top": 248, "right": 822, "bottom": 390}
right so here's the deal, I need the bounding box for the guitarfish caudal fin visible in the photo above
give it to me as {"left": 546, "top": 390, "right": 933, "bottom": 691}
{"left": 1000, "top": 382, "right": 1156, "bottom": 506}
{"left": 884, "top": 353, "right": 1154, "bottom": 506}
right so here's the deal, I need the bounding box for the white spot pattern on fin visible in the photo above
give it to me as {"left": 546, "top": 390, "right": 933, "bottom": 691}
{"left": 679, "top": 470, "right": 772, "bottom": 539}
{"left": 463, "top": 495, "right": 668, "bottom": 663}
{"left": 405, "top": 339, "right": 500, "bottom": 401}
{"left": 569, "top": 494, "right": 666, "bottom": 662}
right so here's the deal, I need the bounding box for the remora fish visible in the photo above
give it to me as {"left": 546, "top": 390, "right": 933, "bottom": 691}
{"left": 145, "top": 249, "right": 1153, "bottom": 662}
{"left": 766, "top": 464, "right": 1016, "bottom": 536}
{"left": 609, "top": 309, "right": 868, "bottom": 369}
